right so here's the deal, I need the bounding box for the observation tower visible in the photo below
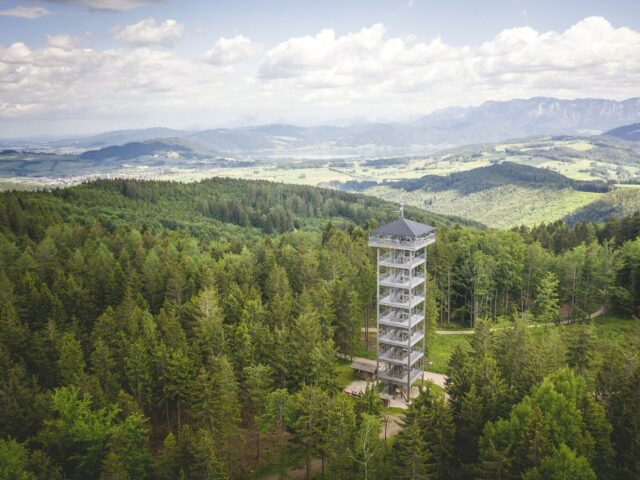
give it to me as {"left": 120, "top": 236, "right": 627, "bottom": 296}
{"left": 368, "top": 211, "right": 435, "bottom": 400}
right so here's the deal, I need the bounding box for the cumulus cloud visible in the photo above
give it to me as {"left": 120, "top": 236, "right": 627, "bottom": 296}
{"left": 1, "top": 16, "right": 640, "bottom": 134}
{"left": 258, "top": 18, "right": 640, "bottom": 102}
{"left": 0, "top": 6, "right": 53, "bottom": 19}
{"left": 114, "top": 18, "right": 184, "bottom": 47}
{"left": 41, "top": 0, "right": 163, "bottom": 11}
{"left": 204, "top": 35, "right": 263, "bottom": 65}
{"left": 47, "top": 34, "right": 78, "bottom": 49}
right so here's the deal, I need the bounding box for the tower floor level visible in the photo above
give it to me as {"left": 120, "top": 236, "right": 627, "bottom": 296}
{"left": 368, "top": 217, "right": 435, "bottom": 401}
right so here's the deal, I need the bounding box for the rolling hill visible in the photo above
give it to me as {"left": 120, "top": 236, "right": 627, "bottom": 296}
{"left": 603, "top": 122, "right": 640, "bottom": 142}
{"left": 564, "top": 187, "right": 640, "bottom": 225}
{"left": 0, "top": 138, "right": 235, "bottom": 180}
{"left": 336, "top": 162, "right": 618, "bottom": 229}
{"left": 79, "top": 138, "right": 220, "bottom": 161}
{"left": 390, "top": 162, "right": 609, "bottom": 195}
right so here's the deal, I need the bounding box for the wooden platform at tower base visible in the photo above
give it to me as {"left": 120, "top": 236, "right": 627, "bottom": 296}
{"left": 343, "top": 378, "right": 420, "bottom": 409}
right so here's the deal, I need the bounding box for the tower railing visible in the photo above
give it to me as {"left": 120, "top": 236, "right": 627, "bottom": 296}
{"left": 379, "top": 272, "right": 425, "bottom": 288}
{"left": 378, "top": 366, "right": 424, "bottom": 385}
{"left": 379, "top": 251, "right": 425, "bottom": 264}
{"left": 378, "top": 329, "right": 424, "bottom": 347}
{"left": 379, "top": 347, "right": 424, "bottom": 366}
{"left": 379, "top": 293, "right": 425, "bottom": 309}
{"left": 369, "top": 232, "right": 435, "bottom": 249}
{"left": 378, "top": 311, "right": 423, "bottom": 328}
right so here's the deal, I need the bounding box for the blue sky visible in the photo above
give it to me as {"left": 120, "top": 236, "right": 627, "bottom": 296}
{"left": 1, "top": 0, "right": 639, "bottom": 136}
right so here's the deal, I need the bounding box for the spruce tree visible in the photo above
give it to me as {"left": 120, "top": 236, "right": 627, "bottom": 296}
{"left": 392, "top": 420, "right": 430, "bottom": 480}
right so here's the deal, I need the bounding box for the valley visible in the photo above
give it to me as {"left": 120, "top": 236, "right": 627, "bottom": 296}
{"left": 3, "top": 133, "right": 639, "bottom": 229}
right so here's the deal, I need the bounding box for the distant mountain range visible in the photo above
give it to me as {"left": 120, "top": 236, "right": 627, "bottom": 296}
{"left": 51, "top": 128, "right": 190, "bottom": 149}
{"left": 3, "top": 97, "right": 640, "bottom": 157}
{"left": 414, "top": 97, "right": 640, "bottom": 133}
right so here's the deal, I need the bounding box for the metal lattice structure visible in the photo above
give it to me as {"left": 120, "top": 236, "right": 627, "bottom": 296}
{"left": 368, "top": 216, "right": 435, "bottom": 400}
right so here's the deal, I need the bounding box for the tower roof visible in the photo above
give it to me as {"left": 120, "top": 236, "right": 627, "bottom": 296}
{"left": 372, "top": 218, "right": 434, "bottom": 237}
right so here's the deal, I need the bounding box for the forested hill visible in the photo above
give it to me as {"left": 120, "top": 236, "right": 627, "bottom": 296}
{"left": 2, "top": 178, "right": 640, "bottom": 479}
{"left": 78, "top": 139, "right": 219, "bottom": 162}
{"left": 0, "top": 177, "right": 472, "bottom": 242}
{"left": 603, "top": 122, "right": 640, "bottom": 141}
{"left": 390, "top": 161, "right": 610, "bottom": 194}
{"left": 345, "top": 161, "right": 616, "bottom": 229}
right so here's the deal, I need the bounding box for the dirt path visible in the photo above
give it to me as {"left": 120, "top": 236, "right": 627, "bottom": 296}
{"left": 382, "top": 414, "right": 402, "bottom": 438}
{"left": 423, "top": 371, "right": 447, "bottom": 388}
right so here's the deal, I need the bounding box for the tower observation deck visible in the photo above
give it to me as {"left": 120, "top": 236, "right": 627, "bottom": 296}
{"left": 368, "top": 217, "right": 435, "bottom": 401}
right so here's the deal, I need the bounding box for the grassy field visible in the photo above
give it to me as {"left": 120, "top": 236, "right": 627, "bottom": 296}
{"left": 367, "top": 184, "right": 602, "bottom": 229}
{"left": 349, "top": 315, "right": 638, "bottom": 378}
{"left": 427, "top": 333, "right": 471, "bottom": 374}
{"left": 426, "top": 316, "right": 639, "bottom": 376}
{"left": 557, "top": 316, "right": 640, "bottom": 370}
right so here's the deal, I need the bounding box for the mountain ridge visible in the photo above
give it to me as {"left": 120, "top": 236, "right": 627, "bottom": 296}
{"left": 4, "top": 96, "right": 640, "bottom": 156}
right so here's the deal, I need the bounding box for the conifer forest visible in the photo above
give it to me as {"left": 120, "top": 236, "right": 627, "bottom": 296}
{"left": 1, "top": 178, "right": 639, "bottom": 480}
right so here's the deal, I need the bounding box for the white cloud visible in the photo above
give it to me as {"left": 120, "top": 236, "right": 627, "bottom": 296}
{"left": 47, "top": 34, "right": 78, "bottom": 49}
{"left": 0, "top": 6, "right": 53, "bottom": 19}
{"left": 115, "top": 18, "right": 184, "bottom": 47}
{"left": 41, "top": 0, "right": 163, "bottom": 12}
{"left": 204, "top": 35, "right": 263, "bottom": 65}
{"left": 1, "top": 16, "right": 640, "bottom": 134}
{"left": 258, "top": 18, "right": 640, "bottom": 105}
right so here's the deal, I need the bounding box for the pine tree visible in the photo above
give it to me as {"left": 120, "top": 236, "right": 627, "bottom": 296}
{"left": 264, "top": 264, "right": 293, "bottom": 326}
{"left": 100, "top": 452, "right": 130, "bottom": 480}
{"left": 211, "top": 356, "right": 242, "bottom": 475}
{"left": 518, "top": 405, "right": 552, "bottom": 472}
{"left": 470, "top": 319, "right": 492, "bottom": 361}
{"left": 456, "top": 384, "right": 484, "bottom": 465}
{"left": 566, "top": 322, "right": 595, "bottom": 376}
{"left": 444, "top": 344, "right": 471, "bottom": 417}
{"left": 154, "top": 432, "right": 178, "bottom": 480}
{"left": 244, "top": 364, "right": 273, "bottom": 460}
{"left": 187, "top": 287, "right": 225, "bottom": 363}
{"left": 180, "top": 427, "right": 226, "bottom": 480}
{"left": 421, "top": 392, "right": 455, "bottom": 480}
{"left": 392, "top": 420, "right": 430, "bottom": 480}
{"left": 534, "top": 272, "right": 560, "bottom": 324}
{"left": 124, "top": 339, "right": 153, "bottom": 411}
{"left": 292, "top": 385, "right": 330, "bottom": 480}
{"left": 259, "top": 388, "right": 293, "bottom": 434}
{"left": 90, "top": 339, "right": 120, "bottom": 403}
{"left": 164, "top": 349, "right": 194, "bottom": 431}
{"left": 56, "top": 332, "right": 86, "bottom": 387}
{"left": 0, "top": 438, "right": 35, "bottom": 480}
{"left": 323, "top": 395, "right": 356, "bottom": 479}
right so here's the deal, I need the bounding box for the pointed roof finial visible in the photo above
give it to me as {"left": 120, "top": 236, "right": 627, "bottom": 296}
{"left": 400, "top": 201, "right": 404, "bottom": 219}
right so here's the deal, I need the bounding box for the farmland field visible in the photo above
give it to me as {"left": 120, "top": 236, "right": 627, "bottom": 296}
{"left": 366, "top": 184, "right": 602, "bottom": 229}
